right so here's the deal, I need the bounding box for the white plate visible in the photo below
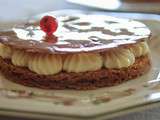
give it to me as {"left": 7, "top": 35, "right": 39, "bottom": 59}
{"left": 0, "top": 10, "right": 160, "bottom": 120}
{"left": 67, "top": 0, "right": 160, "bottom": 13}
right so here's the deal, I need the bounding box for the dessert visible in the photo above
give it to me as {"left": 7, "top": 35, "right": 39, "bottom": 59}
{"left": 0, "top": 12, "right": 151, "bottom": 90}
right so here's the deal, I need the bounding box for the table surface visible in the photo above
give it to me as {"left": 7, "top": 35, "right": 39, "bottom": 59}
{"left": 0, "top": 0, "right": 160, "bottom": 120}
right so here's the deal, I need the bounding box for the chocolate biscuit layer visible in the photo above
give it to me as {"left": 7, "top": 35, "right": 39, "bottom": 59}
{"left": 0, "top": 55, "right": 150, "bottom": 90}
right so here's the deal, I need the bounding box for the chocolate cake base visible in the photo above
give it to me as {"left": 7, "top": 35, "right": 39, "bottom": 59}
{"left": 0, "top": 55, "right": 151, "bottom": 90}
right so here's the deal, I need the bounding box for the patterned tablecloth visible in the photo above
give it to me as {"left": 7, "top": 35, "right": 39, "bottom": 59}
{"left": 0, "top": 0, "right": 160, "bottom": 120}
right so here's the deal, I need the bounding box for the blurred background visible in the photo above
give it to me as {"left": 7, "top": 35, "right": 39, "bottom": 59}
{"left": 0, "top": 0, "right": 160, "bottom": 120}
{"left": 1, "top": 0, "right": 160, "bottom": 22}
{"left": 0, "top": 0, "right": 88, "bottom": 22}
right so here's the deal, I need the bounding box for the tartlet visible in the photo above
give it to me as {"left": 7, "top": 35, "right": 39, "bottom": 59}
{"left": 0, "top": 12, "right": 151, "bottom": 90}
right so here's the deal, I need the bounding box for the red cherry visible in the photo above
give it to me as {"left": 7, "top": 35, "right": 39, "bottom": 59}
{"left": 40, "top": 15, "right": 58, "bottom": 36}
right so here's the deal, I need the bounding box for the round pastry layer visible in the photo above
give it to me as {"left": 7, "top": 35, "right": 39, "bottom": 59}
{"left": 0, "top": 13, "right": 151, "bottom": 54}
{"left": 0, "top": 55, "right": 150, "bottom": 90}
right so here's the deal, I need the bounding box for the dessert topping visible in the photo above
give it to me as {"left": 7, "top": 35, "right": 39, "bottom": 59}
{"left": 40, "top": 16, "right": 58, "bottom": 36}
